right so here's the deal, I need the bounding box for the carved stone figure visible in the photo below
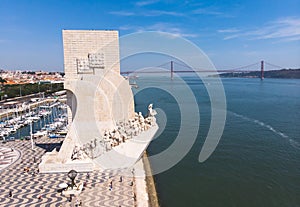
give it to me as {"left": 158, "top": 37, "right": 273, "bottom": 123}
{"left": 147, "top": 104, "right": 157, "bottom": 117}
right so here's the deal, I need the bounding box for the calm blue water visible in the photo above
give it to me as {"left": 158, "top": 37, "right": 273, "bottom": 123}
{"left": 134, "top": 77, "right": 300, "bottom": 207}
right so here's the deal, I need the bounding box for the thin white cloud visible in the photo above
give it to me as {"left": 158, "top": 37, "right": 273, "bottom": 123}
{"left": 223, "top": 34, "right": 241, "bottom": 40}
{"left": 217, "top": 28, "right": 240, "bottom": 33}
{"left": 157, "top": 32, "right": 198, "bottom": 38}
{"left": 222, "top": 17, "right": 300, "bottom": 42}
{"left": 119, "top": 23, "right": 198, "bottom": 38}
{"left": 254, "top": 17, "right": 300, "bottom": 40}
{"left": 143, "top": 10, "right": 184, "bottom": 17}
{"left": 109, "top": 11, "right": 135, "bottom": 16}
{"left": 192, "top": 7, "right": 234, "bottom": 18}
{"left": 192, "top": 8, "right": 223, "bottom": 16}
{"left": 135, "top": 0, "right": 160, "bottom": 7}
{"left": 119, "top": 25, "right": 135, "bottom": 31}
{"left": 143, "top": 23, "right": 198, "bottom": 38}
{"left": 109, "top": 10, "right": 184, "bottom": 17}
{"left": 278, "top": 36, "right": 300, "bottom": 42}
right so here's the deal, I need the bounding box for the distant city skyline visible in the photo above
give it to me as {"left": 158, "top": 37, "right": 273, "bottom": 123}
{"left": 0, "top": 0, "right": 300, "bottom": 71}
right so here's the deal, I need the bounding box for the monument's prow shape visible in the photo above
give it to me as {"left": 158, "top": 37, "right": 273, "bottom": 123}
{"left": 39, "top": 30, "right": 158, "bottom": 173}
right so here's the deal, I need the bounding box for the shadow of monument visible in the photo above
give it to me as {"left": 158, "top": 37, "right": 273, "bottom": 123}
{"left": 35, "top": 142, "right": 63, "bottom": 152}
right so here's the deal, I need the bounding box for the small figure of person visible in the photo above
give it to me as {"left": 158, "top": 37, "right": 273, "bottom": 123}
{"left": 9, "top": 190, "right": 12, "bottom": 197}
{"left": 38, "top": 194, "right": 42, "bottom": 199}
{"left": 76, "top": 198, "right": 82, "bottom": 206}
{"left": 24, "top": 167, "right": 29, "bottom": 173}
{"left": 119, "top": 176, "right": 122, "bottom": 182}
{"left": 75, "top": 198, "right": 80, "bottom": 207}
{"left": 133, "top": 192, "right": 136, "bottom": 201}
{"left": 109, "top": 181, "right": 113, "bottom": 191}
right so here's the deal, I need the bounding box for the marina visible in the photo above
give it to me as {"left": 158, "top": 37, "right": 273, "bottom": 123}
{"left": 0, "top": 94, "right": 68, "bottom": 142}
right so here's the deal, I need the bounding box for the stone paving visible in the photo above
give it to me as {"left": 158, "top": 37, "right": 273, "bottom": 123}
{"left": 0, "top": 138, "right": 136, "bottom": 207}
{"left": 0, "top": 146, "right": 20, "bottom": 171}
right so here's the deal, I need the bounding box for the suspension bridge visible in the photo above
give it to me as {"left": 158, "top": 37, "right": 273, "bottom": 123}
{"left": 121, "top": 60, "right": 286, "bottom": 80}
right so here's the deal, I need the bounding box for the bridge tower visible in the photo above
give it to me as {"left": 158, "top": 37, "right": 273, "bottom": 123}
{"left": 171, "top": 61, "right": 174, "bottom": 80}
{"left": 261, "top": 60, "right": 264, "bottom": 80}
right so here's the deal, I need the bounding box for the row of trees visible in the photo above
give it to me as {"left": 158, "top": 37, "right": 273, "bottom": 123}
{"left": 0, "top": 77, "right": 6, "bottom": 84}
{"left": 0, "top": 81, "right": 64, "bottom": 99}
{"left": 0, "top": 77, "right": 7, "bottom": 99}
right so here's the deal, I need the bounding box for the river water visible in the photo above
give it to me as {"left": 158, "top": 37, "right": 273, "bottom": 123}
{"left": 134, "top": 76, "right": 300, "bottom": 207}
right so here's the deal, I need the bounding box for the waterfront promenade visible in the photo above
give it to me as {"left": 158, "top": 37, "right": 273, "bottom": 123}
{"left": 0, "top": 98, "right": 64, "bottom": 120}
{"left": 0, "top": 137, "right": 140, "bottom": 207}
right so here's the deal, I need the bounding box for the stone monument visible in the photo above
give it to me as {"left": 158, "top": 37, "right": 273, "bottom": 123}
{"left": 39, "top": 30, "right": 158, "bottom": 173}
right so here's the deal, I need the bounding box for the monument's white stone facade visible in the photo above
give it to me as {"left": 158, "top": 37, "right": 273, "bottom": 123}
{"left": 63, "top": 30, "right": 135, "bottom": 124}
{"left": 39, "top": 30, "right": 157, "bottom": 173}
{"left": 39, "top": 30, "right": 135, "bottom": 172}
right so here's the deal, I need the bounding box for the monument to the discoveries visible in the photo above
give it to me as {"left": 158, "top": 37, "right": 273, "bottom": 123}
{"left": 39, "top": 30, "right": 158, "bottom": 173}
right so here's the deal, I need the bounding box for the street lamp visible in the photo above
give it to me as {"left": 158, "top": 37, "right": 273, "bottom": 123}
{"left": 30, "top": 120, "right": 34, "bottom": 150}
{"left": 67, "top": 169, "right": 78, "bottom": 189}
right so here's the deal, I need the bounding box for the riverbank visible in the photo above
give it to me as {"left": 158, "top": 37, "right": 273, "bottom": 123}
{"left": 133, "top": 152, "right": 160, "bottom": 207}
{"left": 142, "top": 152, "right": 160, "bottom": 207}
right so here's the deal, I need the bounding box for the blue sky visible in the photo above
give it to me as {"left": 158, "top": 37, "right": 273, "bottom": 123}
{"left": 0, "top": 0, "right": 299, "bottom": 71}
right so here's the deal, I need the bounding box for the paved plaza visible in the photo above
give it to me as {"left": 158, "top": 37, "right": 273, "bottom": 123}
{"left": 0, "top": 138, "right": 136, "bottom": 207}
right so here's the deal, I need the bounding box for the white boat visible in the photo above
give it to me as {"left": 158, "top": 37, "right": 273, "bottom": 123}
{"left": 27, "top": 116, "right": 40, "bottom": 122}
{"left": 39, "top": 110, "right": 51, "bottom": 116}
{"left": 33, "top": 130, "right": 48, "bottom": 138}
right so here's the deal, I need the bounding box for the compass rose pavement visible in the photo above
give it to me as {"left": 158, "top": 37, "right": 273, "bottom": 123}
{"left": 0, "top": 138, "right": 136, "bottom": 207}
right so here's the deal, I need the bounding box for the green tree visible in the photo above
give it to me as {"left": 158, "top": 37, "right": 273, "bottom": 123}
{"left": 0, "top": 77, "right": 6, "bottom": 85}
